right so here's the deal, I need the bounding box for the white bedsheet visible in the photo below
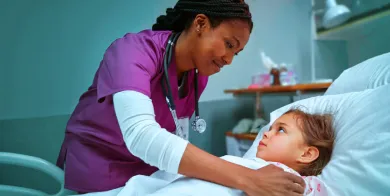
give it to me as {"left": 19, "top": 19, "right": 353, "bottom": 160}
{"left": 78, "top": 155, "right": 330, "bottom": 196}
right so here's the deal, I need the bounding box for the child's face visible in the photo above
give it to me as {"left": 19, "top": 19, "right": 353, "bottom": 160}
{"left": 256, "top": 113, "right": 307, "bottom": 166}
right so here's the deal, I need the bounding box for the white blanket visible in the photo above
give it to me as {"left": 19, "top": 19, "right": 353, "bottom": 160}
{"left": 79, "top": 155, "right": 330, "bottom": 196}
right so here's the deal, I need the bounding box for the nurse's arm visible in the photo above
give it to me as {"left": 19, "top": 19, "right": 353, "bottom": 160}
{"left": 113, "top": 90, "right": 281, "bottom": 194}
{"left": 178, "top": 143, "right": 255, "bottom": 189}
{"left": 114, "top": 90, "right": 188, "bottom": 173}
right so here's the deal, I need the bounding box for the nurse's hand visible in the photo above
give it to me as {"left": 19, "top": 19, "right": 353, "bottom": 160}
{"left": 241, "top": 164, "right": 306, "bottom": 196}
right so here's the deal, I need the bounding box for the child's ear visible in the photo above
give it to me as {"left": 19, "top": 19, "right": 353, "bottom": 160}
{"left": 297, "top": 146, "right": 319, "bottom": 164}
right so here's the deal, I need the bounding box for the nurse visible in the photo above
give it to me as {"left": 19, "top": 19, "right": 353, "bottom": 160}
{"left": 57, "top": 0, "right": 306, "bottom": 195}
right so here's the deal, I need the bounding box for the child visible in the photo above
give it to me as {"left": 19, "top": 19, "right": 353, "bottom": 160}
{"left": 98, "top": 108, "right": 335, "bottom": 196}
{"left": 257, "top": 108, "right": 334, "bottom": 176}
{"left": 254, "top": 108, "right": 335, "bottom": 195}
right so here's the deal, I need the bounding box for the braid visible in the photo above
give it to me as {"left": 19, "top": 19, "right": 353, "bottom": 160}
{"left": 152, "top": 0, "right": 253, "bottom": 32}
{"left": 152, "top": 8, "right": 188, "bottom": 32}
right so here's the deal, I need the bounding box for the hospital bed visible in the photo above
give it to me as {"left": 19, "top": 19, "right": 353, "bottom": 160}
{"left": 1, "top": 52, "right": 390, "bottom": 196}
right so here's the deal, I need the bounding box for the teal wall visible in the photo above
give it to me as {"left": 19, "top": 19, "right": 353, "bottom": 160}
{"left": 347, "top": 20, "right": 390, "bottom": 67}
{"left": 315, "top": 40, "right": 349, "bottom": 80}
{"left": 0, "top": 0, "right": 177, "bottom": 119}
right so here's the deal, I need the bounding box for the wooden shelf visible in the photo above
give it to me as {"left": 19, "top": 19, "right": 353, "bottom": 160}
{"left": 224, "top": 82, "right": 332, "bottom": 96}
{"left": 225, "top": 131, "right": 257, "bottom": 141}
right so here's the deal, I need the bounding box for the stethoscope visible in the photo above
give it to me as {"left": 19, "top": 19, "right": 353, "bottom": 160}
{"left": 161, "top": 32, "right": 207, "bottom": 138}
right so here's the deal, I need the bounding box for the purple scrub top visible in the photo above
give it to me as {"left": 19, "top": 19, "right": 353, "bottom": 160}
{"left": 56, "top": 29, "right": 208, "bottom": 193}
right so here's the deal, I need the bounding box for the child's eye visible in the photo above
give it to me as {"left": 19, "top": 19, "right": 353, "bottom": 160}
{"left": 226, "top": 41, "right": 234, "bottom": 49}
{"left": 278, "top": 128, "right": 285, "bottom": 133}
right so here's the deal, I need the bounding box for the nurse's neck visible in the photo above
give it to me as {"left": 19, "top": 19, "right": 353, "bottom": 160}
{"left": 174, "top": 31, "right": 195, "bottom": 81}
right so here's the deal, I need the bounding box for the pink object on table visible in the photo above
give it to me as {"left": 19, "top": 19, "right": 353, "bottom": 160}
{"left": 248, "top": 84, "right": 259, "bottom": 89}
{"left": 251, "top": 73, "right": 272, "bottom": 87}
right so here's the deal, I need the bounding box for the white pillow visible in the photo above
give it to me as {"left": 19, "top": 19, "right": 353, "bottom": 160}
{"left": 325, "top": 52, "right": 390, "bottom": 95}
{"left": 243, "top": 84, "right": 390, "bottom": 196}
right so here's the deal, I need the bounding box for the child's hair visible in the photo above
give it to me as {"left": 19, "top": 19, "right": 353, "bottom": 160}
{"left": 284, "top": 108, "right": 335, "bottom": 176}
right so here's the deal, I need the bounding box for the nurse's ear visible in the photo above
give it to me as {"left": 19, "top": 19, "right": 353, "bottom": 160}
{"left": 193, "top": 14, "right": 210, "bottom": 34}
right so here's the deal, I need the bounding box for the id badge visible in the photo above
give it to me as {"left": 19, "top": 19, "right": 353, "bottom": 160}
{"left": 178, "top": 117, "right": 189, "bottom": 140}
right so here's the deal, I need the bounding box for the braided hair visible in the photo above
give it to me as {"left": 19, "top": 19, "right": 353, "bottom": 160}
{"left": 152, "top": 0, "right": 253, "bottom": 33}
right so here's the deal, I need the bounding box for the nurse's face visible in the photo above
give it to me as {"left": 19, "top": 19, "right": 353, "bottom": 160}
{"left": 190, "top": 15, "right": 251, "bottom": 76}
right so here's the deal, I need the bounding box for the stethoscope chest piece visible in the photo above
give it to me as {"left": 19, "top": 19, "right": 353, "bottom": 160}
{"left": 192, "top": 116, "right": 207, "bottom": 133}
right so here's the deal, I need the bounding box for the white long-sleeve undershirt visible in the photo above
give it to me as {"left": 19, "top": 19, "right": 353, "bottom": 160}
{"left": 113, "top": 90, "right": 188, "bottom": 174}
